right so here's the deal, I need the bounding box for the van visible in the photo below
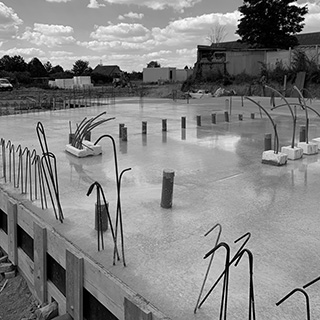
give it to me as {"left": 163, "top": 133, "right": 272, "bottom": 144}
{"left": 0, "top": 78, "right": 13, "bottom": 91}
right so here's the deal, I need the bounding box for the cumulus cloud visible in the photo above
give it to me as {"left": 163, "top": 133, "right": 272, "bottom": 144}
{"left": 295, "top": 1, "right": 320, "bottom": 32}
{"left": 19, "top": 23, "right": 76, "bottom": 48}
{"left": 87, "top": 0, "right": 105, "bottom": 8}
{"left": 118, "top": 12, "right": 144, "bottom": 20}
{"left": 102, "top": 0, "right": 201, "bottom": 11}
{"left": 0, "top": 47, "right": 46, "bottom": 58}
{"left": 90, "top": 23, "right": 151, "bottom": 42}
{"left": 0, "top": 2, "right": 23, "bottom": 39}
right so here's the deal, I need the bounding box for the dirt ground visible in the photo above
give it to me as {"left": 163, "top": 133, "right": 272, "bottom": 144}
{"left": 0, "top": 272, "right": 39, "bottom": 320}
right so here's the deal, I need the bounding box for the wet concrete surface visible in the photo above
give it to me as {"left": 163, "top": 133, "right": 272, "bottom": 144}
{"left": 1, "top": 96, "right": 320, "bottom": 319}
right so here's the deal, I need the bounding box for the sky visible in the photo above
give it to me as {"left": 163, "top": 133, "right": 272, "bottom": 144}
{"left": 0, "top": 0, "right": 320, "bottom": 73}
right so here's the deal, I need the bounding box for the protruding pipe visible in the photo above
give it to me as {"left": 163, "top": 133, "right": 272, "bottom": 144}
{"left": 161, "top": 170, "right": 175, "bottom": 209}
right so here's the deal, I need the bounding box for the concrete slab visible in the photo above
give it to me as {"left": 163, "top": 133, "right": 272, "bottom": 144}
{"left": 1, "top": 96, "right": 320, "bottom": 320}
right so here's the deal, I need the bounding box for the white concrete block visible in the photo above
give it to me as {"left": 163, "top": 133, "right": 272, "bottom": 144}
{"left": 311, "top": 137, "right": 320, "bottom": 150}
{"left": 297, "top": 142, "right": 318, "bottom": 155}
{"left": 65, "top": 141, "right": 102, "bottom": 158}
{"left": 281, "top": 146, "right": 303, "bottom": 160}
{"left": 262, "top": 150, "right": 288, "bottom": 166}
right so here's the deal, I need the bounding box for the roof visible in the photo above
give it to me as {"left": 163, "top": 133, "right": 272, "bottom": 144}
{"left": 92, "top": 65, "right": 121, "bottom": 76}
{"left": 199, "top": 31, "right": 320, "bottom": 51}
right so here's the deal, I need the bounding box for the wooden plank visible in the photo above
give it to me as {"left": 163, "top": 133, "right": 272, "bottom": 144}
{"left": 16, "top": 204, "right": 34, "bottom": 237}
{"left": 47, "top": 227, "right": 68, "bottom": 268}
{"left": 7, "top": 199, "right": 17, "bottom": 265}
{"left": 34, "top": 222, "right": 47, "bottom": 304}
{"left": 0, "top": 229, "right": 8, "bottom": 253}
{"left": 124, "top": 297, "right": 152, "bottom": 320}
{"left": 66, "top": 249, "right": 83, "bottom": 320}
{"left": 48, "top": 280, "right": 67, "bottom": 315}
{"left": 17, "top": 247, "right": 34, "bottom": 286}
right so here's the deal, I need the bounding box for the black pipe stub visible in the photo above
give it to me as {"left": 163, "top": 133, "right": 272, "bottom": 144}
{"left": 264, "top": 133, "right": 272, "bottom": 151}
{"left": 95, "top": 202, "right": 109, "bottom": 232}
{"left": 161, "top": 169, "right": 175, "bottom": 209}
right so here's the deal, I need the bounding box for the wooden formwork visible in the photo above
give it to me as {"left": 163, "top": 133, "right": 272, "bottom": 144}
{"left": 0, "top": 188, "right": 170, "bottom": 320}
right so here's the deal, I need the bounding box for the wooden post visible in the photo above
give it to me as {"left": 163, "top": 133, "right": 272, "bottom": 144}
{"left": 162, "top": 119, "right": 167, "bottom": 132}
{"left": 66, "top": 250, "right": 83, "bottom": 320}
{"left": 7, "top": 199, "right": 17, "bottom": 265}
{"left": 124, "top": 297, "right": 152, "bottom": 320}
{"left": 34, "top": 222, "right": 47, "bottom": 304}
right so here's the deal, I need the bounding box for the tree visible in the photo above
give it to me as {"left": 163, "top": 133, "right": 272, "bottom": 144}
{"left": 28, "top": 57, "right": 48, "bottom": 77}
{"left": 51, "top": 65, "right": 64, "bottom": 74}
{"left": 206, "top": 23, "right": 227, "bottom": 45}
{"left": 72, "top": 60, "right": 90, "bottom": 76}
{"left": 147, "top": 61, "right": 161, "bottom": 68}
{"left": 0, "top": 55, "right": 27, "bottom": 72}
{"left": 236, "top": 0, "right": 308, "bottom": 49}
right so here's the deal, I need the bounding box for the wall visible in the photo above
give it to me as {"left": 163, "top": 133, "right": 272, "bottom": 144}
{"left": 176, "top": 69, "right": 193, "bottom": 82}
{"left": 226, "top": 51, "right": 265, "bottom": 76}
{"left": 143, "top": 68, "right": 176, "bottom": 83}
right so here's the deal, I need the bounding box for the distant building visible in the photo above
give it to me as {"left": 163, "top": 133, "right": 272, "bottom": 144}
{"left": 49, "top": 76, "right": 92, "bottom": 89}
{"left": 143, "top": 67, "right": 193, "bottom": 83}
{"left": 195, "top": 32, "right": 320, "bottom": 77}
{"left": 92, "top": 65, "right": 122, "bottom": 78}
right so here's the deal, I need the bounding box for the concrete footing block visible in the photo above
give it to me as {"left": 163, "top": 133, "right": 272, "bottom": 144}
{"left": 262, "top": 150, "right": 288, "bottom": 166}
{"left": 311, "top": 137, "right": 320, "bottom": 150}
{"left": 65, "top": 140, "right": 102, "bottom": 157}
{"left": 281, "top": 146, "right": 303, "bottom": 160}
{"left": 297, "top": 142, "right": 318, "bottom": 155}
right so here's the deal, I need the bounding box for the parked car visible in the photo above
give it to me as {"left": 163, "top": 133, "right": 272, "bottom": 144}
{"left": 0, "top": 78, "right": 13, "bottom": 91}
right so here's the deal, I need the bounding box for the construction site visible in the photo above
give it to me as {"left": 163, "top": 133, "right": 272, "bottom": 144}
{"left": 1, "top": 89, "right": 320, "bottom": 320}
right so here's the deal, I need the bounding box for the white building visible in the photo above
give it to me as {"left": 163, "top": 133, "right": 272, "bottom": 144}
{"left": 49, "top": 76, "right": 93, "bottom": 89}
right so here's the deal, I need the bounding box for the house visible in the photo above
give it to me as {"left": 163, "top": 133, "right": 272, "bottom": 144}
{"left": 195, "top": 32, "right": 320, "bottom": 77}
{"left": 92, "top": 65, "right": 122, "bottom": 78}
{"left": 143, "top": 67, "right": 193, "bottom": 83}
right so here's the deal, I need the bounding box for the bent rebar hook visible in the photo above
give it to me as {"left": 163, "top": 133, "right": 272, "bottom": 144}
{"left": 87, "top": 181, "right": 119, "bottom": 256}
{"left": 204, "top": 242, "right": 231, "bottom": 320}
{"left": 235, "top": 248, "right": 256, "bottom": 320}
{"left": 194, "top": 223, "right": 222, "bottom": 313}
{"left": 93, "top": 134, "right": 132, "bottom": 266}
{"left": 198, "top": 232, "right": 251, "bottom": 310}
{"left": 36, "top": 122, "right": 64, "bottom": 222}
{"left": 276, "top": 288, "right": 311, "bottom": 320}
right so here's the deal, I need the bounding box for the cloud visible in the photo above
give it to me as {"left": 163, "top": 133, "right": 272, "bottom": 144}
{"left": 101, "top": 0, "right": 202, "bottom": 11}
{"left": 45, "top": 0, "right": 72, "bottom": 2}
{"left": 0, "top": 47, "right": 46, "bottom": 58}
{"left": 118, "top": 12, "right": 144, "bottom": 20}
{"left": 87, "top": 0, "right": 105, "bottom": 8}
{"left": 296, "top": 1, "right": 320, "bottom": 32}
{"left": 90, "top": 23, "right": 151, "bottom": 42}
{"left": 0, "top": 2, "right": 23, "bottom": 39}
{"left": 19, "top": 23, "right": 76, "bottom": 47}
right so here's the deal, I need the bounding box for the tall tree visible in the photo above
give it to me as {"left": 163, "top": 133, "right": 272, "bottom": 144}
{"left": 206, "top": 23, "right": 227, "bottom": 45}
{"left": 72, "top": 60, "right": 90, "bottom": 76}
{"left": 0, "top": 55, "right": 27, "bottom": 72}
{"left": 236, "top": 0, "right": 308, "bottom": 49}
{"left": 28, "top": 57, "right": 48, "bottom": 77}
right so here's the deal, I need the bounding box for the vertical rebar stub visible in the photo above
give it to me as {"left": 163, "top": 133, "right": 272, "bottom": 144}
{"left": 264, "top": 133, "right": 272, "bottom": 151}
{"left": 119, "top": 123, "right": 125, "bottom": 138}
{"left": 95, "top": 202, "right": 109, "bottom": 232}
{"left": 161, "top": 169, "right": 175, "bottom": 209}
